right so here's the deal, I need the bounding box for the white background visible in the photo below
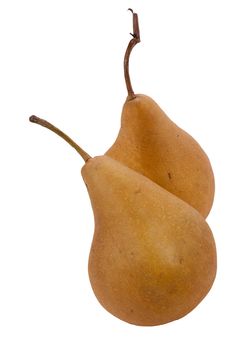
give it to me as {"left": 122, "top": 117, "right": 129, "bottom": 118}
{"left": 0, "top": 0, "right": 232, "bottom": 349}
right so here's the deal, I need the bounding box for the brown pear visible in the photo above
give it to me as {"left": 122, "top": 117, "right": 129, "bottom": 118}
{"left": 29, "top": 116, "right": 217, "bottom": 326}
{"left": 106, "top": 10, "right": 215, "bottom": 218}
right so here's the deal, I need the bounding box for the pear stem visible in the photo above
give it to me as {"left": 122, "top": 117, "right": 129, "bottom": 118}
{"left": 29, "top": 115, "right": 91, "bottom": 162}
{"left": 124, "top": 9, "right": 141, "bottom": 100}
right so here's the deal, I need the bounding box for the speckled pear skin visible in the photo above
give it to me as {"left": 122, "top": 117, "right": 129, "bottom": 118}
{"left": 81, "top": 155, "right": 217, "bottom": 326}
{"left": 106, "top": 94, "right": 215, "bottom": 218}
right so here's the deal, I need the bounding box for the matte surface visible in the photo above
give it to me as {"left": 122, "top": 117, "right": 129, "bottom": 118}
{"left": 82, "top": 156, "right": 217, "bottom": 326}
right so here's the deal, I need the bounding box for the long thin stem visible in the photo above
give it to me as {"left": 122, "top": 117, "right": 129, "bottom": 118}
{"left": 124, "top": 9, "right": 141, "bottom": 100}
{"left": 29, "top": 115, "right": 91, "bottom": 162}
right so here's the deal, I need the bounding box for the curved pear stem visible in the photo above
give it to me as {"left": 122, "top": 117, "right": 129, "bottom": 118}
{"left": 29, "top": 115, "right": 91, "bottom": 162}
{"left": 124, "top": 9, "right": 141, "bottom": 100}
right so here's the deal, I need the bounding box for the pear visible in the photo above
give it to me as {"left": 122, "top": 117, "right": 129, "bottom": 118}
{"left": 106, "top": 10, "right": 215, "bottom": 218}
{"left": 29, "top": 115, "right": 217, "bottom": 326}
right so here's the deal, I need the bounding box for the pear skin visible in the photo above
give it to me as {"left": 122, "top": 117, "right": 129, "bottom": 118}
{"left": 82, "top": 156, "right": 216, "bottom": 326}
{"left": 106, "top": 94, "right": 215, "bottom": 218}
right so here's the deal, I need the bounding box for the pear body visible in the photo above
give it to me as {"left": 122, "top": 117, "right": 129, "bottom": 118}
{"left": 106, "top": 94, "right": 215, "bottom": 218}
{"left": 82, "top": 156, "right": 216, "bottom": 326}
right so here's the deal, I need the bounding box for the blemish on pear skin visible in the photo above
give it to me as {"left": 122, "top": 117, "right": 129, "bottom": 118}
{"left": 168, "top": 172, "right": 172, "bottom": 180}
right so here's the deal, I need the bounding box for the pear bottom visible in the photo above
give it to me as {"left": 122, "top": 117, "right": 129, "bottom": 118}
{"left": 88, "top": 243, "right": 216, "bottom": 326}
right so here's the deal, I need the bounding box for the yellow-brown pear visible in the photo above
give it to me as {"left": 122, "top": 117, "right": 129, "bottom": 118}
{"left": 106, "top": 10, "right": 215, "bottom": 218}
{"left": 29, "top": 116, "right": 217, "bottom": 326}
{"left": 83, "top": 156, "right": 216, "bottom": 326}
